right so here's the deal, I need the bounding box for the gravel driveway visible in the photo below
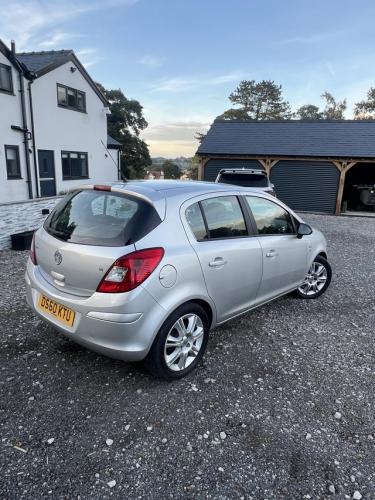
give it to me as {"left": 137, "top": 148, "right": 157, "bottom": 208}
{"left": 0, "top": 214, "right": 374, "bottom": 499}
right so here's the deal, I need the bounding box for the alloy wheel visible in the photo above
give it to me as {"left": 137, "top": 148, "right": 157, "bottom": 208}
{"left": 297, "top": 261, "right": 328, "bottom": 297}
{"left": 164, "top": 313, "right": 204, "bottom": 371}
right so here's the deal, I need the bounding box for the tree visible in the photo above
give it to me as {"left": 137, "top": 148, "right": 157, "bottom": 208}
{"left": 354, "top": 87, "right": 375, "bottom": 119}
{"left": 216, "top": 108, "right": 250, "bottom": 121}
{"left": 96, "top": 83, "right": 151, "bottom": 179}
{"left": 188, "top": 156, "right": 200, "bottom": 180}
{"left": 194, "top": 131, "right": 206, "bottom": 144}
{"left": 219, "top": 79, "right": 292, "bottom": 121}
{"left": 294, "top": 104, "right": 322, "bottom": 120}
{"left": 161, "top": 160, "right": 180, "bottom": 179}
{"left": 321, "top": 92, "right": 347, "bottom": 120}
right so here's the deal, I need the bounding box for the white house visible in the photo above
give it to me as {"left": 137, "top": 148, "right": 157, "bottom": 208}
{"left": 0, "top": 39, "right": 121, "bottom": 204}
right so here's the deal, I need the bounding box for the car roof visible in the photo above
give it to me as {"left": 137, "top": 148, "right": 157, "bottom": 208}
{"left": 79, "top": 180, "right": 275, "bottom": 220}
{"left": 109, "top": 180, "right": 264, "bottom": 199}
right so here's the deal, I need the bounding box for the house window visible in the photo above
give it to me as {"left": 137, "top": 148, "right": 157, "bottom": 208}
{"left": 57, "top": 84, "right": 86, "bottom": 112}
{"left": 5, "top": 145, "right": 21, "bottom": 179}
{"left": 0, "top": 63, "right": 13, "bottom": 94}
{"left": 61, "top": 151, "right": 89, "bottom": 179}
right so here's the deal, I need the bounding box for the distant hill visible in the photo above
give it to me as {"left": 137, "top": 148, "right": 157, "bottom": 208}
{"left": 152, "top": 156, "right": 193, "bottom": 171}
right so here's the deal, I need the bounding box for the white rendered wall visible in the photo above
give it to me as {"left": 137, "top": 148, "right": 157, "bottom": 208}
{"left": 30, "top": 62, "right": 118, "bottom": 195}
{"left": 0, "top": 52, "right": 31, "bottom": 203}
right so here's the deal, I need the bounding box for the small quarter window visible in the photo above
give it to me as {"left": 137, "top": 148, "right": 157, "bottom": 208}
{"left": 201, "top": 196, "right": 247, "bottom": 239}
{"left": 246, "top": 196, "right": 295, "bottom": 235}
{"left": 185, "top": 203, "right": 207, "bottom": 241}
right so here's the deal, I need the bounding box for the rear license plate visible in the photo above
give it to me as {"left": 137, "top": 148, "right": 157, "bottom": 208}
{"left": 37, "top": 294, "right": 75, "bottom": 327}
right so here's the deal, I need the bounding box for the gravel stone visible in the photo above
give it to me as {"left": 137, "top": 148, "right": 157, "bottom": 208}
{"left": 1, "top": 214, "right": 375, "bottom": 498}
{"left": 353, "top": 492, "right": 362, "bottom": 500}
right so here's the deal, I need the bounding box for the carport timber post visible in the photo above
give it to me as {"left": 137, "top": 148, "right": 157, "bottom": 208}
{"left": 198, "top": 156, "right": 367, "bottom": 215}
{"left": 332, "top": 161, "right": 357, "bottom": 215}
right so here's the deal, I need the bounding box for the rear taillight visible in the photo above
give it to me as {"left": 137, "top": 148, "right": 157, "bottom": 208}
{"left": 97, "top": 247, "right": 164, "bottom": 293}
{"left": 30, "top": 234, "right": 37, "bottom": 265}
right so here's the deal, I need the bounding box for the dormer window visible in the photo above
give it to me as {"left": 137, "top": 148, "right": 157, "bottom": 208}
{"left": 57, "top": 83, "right": 86, "bottom": 112}
{"left": 0, "top": 63, "right": 13, "bottom": 94}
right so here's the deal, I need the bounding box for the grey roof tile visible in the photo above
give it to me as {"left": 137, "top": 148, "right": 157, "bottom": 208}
{"left": 107, "top": 135, "right": 122, "bottom": 148}
{"left": 197, "top": 120, "right": 375, "bottom": 158}
{"left": 16, "top": 50, "right": 72, "bottom": 73}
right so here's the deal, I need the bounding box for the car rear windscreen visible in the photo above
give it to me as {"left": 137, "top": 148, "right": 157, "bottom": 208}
{"left": 219, "top": 173, "right": 269, "bottom": 188}
{"left": 44, "top": 190, "right": 161, "bottom": 246}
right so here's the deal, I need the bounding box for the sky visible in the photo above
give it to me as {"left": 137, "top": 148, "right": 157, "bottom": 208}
{"left": 0, "top": 0, "right": 375, "bottom": 157}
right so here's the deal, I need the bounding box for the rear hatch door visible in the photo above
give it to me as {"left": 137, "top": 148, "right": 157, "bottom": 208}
{"left": 35, "top": 188, "right": 162, "bottom": 297}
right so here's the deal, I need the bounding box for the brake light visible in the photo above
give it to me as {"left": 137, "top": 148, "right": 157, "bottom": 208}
{"left": 97, "top": 248, "right": 164, "bottom": 293}
{"left": 30, "top": 234, "right": 37, "bottom": 265}
{"left": 93, "top": 185, "right": 111, "bottom": 191}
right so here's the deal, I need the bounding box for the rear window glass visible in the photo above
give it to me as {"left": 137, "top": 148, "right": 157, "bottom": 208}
{"left": 219, "top": 172, "right": 269, "bottom": 188}
{"left": 45, "top": 190, "right": 161, "bottom": 246}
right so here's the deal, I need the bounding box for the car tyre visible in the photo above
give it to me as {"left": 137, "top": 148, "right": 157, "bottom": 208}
{"left": 144, "top": 302, "right": 209, "bottom": 380}
{"left": 294, "top": 255, "right": 332, "bottom": 299}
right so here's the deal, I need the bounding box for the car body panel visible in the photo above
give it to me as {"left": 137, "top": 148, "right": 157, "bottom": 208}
{"left": 25, "top": 180, "right": 329, "bottom": 362}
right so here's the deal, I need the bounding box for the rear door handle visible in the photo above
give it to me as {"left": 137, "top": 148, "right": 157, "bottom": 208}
{"left": 209, "top": 258, "right": 227, "bottom": 268}
{"left": 266, "top": 249, "right": 278, "bottom": 258}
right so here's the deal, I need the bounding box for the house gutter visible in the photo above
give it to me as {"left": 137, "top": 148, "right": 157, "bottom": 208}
{"left": 11, "top": 41, "right": 33, "bottom": 199}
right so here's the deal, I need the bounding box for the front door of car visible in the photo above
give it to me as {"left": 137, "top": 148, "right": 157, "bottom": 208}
{"left": 183, "top": 195, "right": 263, "bottom": 323}
{"left": 244, "top": 196, "right": 308, "bottom": 302}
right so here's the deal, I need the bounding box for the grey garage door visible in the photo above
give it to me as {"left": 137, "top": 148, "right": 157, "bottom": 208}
{"left": 270, "top": 161, "right": 339, "bottom": 214}
{"left": 203, "top": 159, "right": 264, "bottom": 182}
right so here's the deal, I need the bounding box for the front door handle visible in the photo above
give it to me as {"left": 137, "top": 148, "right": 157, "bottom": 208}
{"left": 266, "top": 249, "right": 278, "bottom": 258}
{"left": 209, "top": 258, "right": 227, "bottom": 268}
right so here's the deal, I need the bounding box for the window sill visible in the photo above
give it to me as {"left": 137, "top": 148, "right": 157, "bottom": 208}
{"left": 0, "top": 88, "right": 15, "bottom": 96}
{"left": 62, "top": 177, "right": 90, "bottom": 181}
{"left": 58, "top": 104, "right": 87, "bottom": 114}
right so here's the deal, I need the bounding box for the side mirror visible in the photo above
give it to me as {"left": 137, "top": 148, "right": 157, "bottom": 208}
{"left": 297, "top": 223, "right": 313, "bottom": 239}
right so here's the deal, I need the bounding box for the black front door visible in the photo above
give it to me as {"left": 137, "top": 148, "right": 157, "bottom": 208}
{"left": 38, "top": 150, "right": 56, "bottom": 197}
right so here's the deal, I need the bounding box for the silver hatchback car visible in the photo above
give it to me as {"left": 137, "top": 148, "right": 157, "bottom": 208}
{"left": 25, "top": 181, "right": 332, "bottom": 379}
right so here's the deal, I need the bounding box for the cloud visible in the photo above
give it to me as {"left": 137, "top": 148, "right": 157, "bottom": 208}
{"left": 75, "top": 47, "right": 101, "bottom": 68}
{"left": 39, "top": 31, "right": 77, "bottom": 48}
{"left": 278, "top": 30, "right": 347, "bottom": 46}
{"left": 149, "top": 72, "right": 243, "bottom": 93}
{"left": 142, "top": 119, "right": 210, "bottom": 157}
{"left": 139, "top": 55, "right": 163, "bottom": 69}
{"left": 0, "top": 0, "right": 138, "bottom": 51}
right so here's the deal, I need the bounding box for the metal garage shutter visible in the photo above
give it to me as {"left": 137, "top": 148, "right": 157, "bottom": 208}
{"left": 270, "top": 161, "right": 339, "bottom": 214}
{"left": 203, "top": 159, "right": 264, "bottom": 182}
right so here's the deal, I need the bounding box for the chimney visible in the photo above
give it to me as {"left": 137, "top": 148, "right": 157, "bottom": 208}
{"left": 11, "top": 40, "right": 16, "bottom": 54}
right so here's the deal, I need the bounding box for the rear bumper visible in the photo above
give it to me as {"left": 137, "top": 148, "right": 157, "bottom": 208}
{"left": 25, "top": 260, "right": 167, "bottom": 361}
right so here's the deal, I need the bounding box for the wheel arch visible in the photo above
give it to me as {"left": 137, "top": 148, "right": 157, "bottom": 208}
{"left": 189, "top": 298, "right": 214, "bottom": 328}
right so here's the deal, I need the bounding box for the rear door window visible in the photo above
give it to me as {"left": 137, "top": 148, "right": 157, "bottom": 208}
{"left": 200, "top": 196, "right": 247, "bottom": 239}
{"left": 45, "top": 190, "right": 161, "bottom": 246}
